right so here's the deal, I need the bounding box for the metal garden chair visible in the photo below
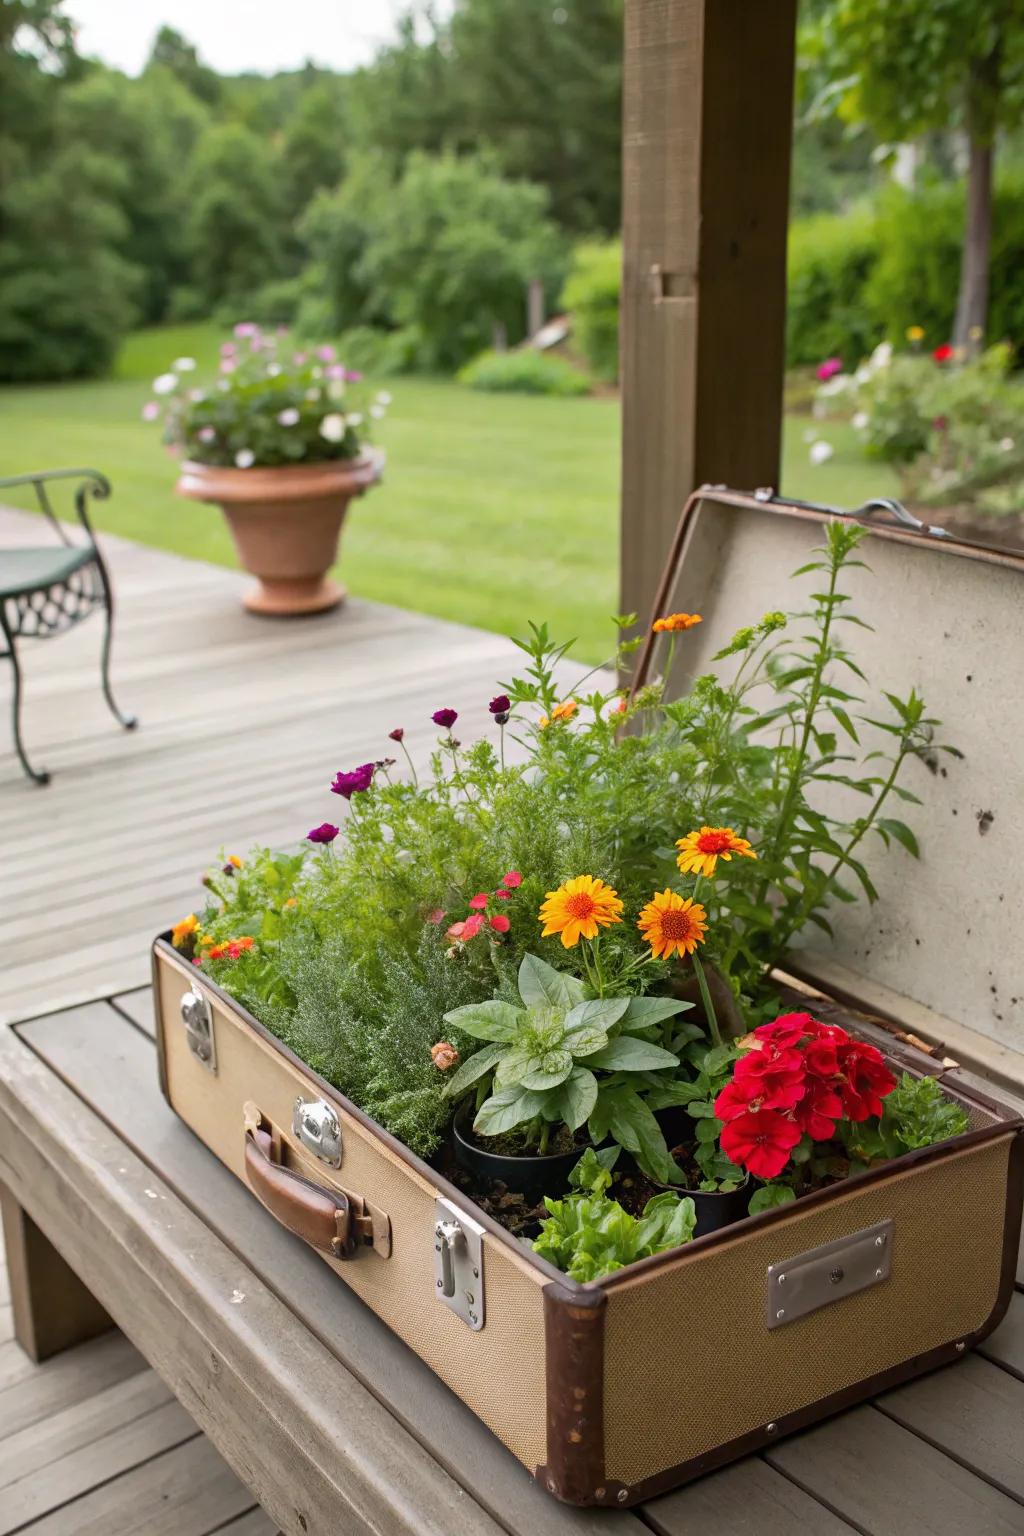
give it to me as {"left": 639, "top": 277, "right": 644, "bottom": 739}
{"left": 0, "top": 468, "right": 137, "bottom": 785}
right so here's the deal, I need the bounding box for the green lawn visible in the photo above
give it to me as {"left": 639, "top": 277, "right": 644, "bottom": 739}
{"left": 0, "top": 324, "right": 896, "bottom": 661}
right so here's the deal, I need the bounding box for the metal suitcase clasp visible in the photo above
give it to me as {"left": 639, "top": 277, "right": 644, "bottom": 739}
{"left": 433, "top": 1197, "right": 485, "bottom": 1330}
{"left": 293, "top": 1096, "right": 343, "bottom": 1167}
{"left": 180, "top": 987, "right": 216, "bottom": 1072}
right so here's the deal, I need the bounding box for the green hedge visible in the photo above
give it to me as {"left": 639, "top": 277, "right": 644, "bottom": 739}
{"left": 457, "top": 347, "right": 591, "bottom": 396}
{"left": 785, "top": 206, "right": 882, "bottom": 368}
{"left": 561, "top": 240, "right": 621, "bottom": 382}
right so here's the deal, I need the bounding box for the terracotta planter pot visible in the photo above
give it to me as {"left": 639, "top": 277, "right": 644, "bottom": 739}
{"left": 176, "top": 455, "right": 382, "bottom": 616}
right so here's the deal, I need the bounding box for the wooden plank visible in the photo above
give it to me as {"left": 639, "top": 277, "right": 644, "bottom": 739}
{"left": 110, "top": 988, "right": 156, "bottom": 1039}
{"left": 1, "top": 1182, "right": 113, "bottom": 1361}
{"left": 645, "top": 1455, "right": 858, "bottom": 1535}
{"left": 980, "top": 1291, "right": 1024, "bottom": 1379}
{"left": 18, "top": 1433, "right": 256, "bottom": 1536}
{"left": 0, "top": 1382, "right": 198, "bottom": 1533}
{"left": 619, "top": 0, "right": 797, "bottom": 625}
{"left": 212, "top": 1512, "right": 279, "bottom": 1536}
{"left": 14, "top": 1002, "right": 644, "bottom": 1536}
{"left": 0, "top": 1021, "right": 537, "bottom": 1536}
{"left": 767, "top": 1404, "right": 1024, "bottom": 1536}
{"left": 0, "top": 1331, "right": 145, "bottom": 1440}
{"left": 877, "top": 1354, "right": 1024, "bottom": 1501}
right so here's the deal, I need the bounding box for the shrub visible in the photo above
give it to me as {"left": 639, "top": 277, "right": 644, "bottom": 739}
{"left": 867, "top": 176, "right": 1024, "bottom": 352}
{"left": 785, "top": 207, "right": 882, "bottom": 369}
{"left": 458, "top": 347, "right": 591, "bottom": 396}
{"left": 335, "top": 325, "right": 423, "bottom": 378}
{"left": 561, "top": 241, "right": 621, "bottom": 382}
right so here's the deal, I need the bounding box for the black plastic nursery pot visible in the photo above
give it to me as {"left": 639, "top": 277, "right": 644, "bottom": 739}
{"left": 452, "top": 1101, "right": 585, "bottom": 1200}
{"left": 685, "top": 1175, "right": 754, "bottom": 1237}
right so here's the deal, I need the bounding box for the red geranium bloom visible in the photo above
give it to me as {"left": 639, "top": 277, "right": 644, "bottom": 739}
{"left": 838, "top": 1042, "right": 897, "bottom": 1121}
{"left": 468, "top": 893, "right": 489, "bottom": 910}
{"left": 795, "top": 1081, "right": 844, "bottom": 1140}
{"left": 803, "top": 1036, "right": 841, "bottom": 1079}
{"left": 933, "top": 343, "right": 954, "bottom": 364}
{"left": 714, "top": 1077, "right": 762, "bottom": 1122}
{"left": 754, "top": 1012, "right": 815, "bottom": 1049}
{"left": 721, "top": 1111, "right": 803, "bottom": 1180}
{"left": 493, "top": 888, "right": 511, "bottom": 900}
{"left": 461, "top": 913, "right": 486, "bottom": 940}
{"left": 489, "top": 913, "right": 511, "bottom": 934}
{"left": 736, "top": 1045, "right": 803, "bottom": 1081}
{"left": 502, "top": 871, "right": 523, "bottom": 888}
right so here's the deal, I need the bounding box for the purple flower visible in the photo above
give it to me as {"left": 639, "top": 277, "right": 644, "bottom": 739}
{"left": 307, "top": 822, "right": 340, "bottom": 844}
{"left": 816, "top": 357, "right": 843, "bottom": 382}
{"left": 346, "top": 369, "right": 363, "bottom": 382}
{"left": 388, "top": 727, "right": 405, "bottom": 742}
{"left": 432, "top": 708, "right": 458, "bottom": 730}
{"left": 488, "top": 694, "right": 511, "bottom": 716}
{"left": 330, "top": 762, "right": 375, "bottom": 799}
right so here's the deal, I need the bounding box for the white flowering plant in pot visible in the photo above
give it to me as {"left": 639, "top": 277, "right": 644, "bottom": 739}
{"left": 144, "top": 323, "right": 390, "bottom": 617}
{"left": 143, "top": 322, "right": 390, "bottom": 469}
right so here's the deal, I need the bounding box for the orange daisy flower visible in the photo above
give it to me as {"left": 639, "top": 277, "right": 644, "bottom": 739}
{"left": 676, "top": 826, "right": 756, "bottom": 879}
{"left": 539, "top": 698, "right": 578, "bottom": 729}
{"left": 637, "top": 890, "right": 708, "bottom": 960}
{"left": 653, "top": 612, "right": 702, "bottom": 633}
{"left": 539, "top": 875, "right": 623, "bottom": 948}
{"left": 171, "top": 913, "right": 199, "bottom": 949}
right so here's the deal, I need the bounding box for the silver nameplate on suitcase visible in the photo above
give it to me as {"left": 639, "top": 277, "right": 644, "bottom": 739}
{"left": 766, "top": 1218, "right": 893, "bottom": 1329}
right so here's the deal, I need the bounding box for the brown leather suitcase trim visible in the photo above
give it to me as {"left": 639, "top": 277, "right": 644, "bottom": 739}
{"left": 537, "top": 1285, "right": 607, "bottom": 1504}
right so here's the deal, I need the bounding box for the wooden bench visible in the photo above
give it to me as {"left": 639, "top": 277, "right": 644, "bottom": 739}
{"left": 1, "top": 989, "right": 1023, "bottom": 1536}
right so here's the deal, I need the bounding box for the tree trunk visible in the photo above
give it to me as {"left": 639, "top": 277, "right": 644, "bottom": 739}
{"left": 952, "top": 52, "right": 1000, "bottom": 354}
{"left": 952, "top": 134, "right": 994, "bottom": 353}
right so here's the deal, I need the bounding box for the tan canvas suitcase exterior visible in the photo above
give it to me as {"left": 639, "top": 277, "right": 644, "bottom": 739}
{"left": 153, "top": 488, "right": 1024, "bottom": 1507}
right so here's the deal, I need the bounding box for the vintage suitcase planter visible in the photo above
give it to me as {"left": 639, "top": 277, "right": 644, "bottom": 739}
{"left": 153, "top": 487, "right": 1024, "bottom": 1507}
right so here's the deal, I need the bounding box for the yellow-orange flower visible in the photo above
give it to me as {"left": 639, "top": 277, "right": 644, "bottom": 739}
{"left": 171, "top": 913, "right": 199, "bottom": 949}
{"left": 653, "top": 612, "right": 702, "bottom": 633}
{"left": 676, "top": 826, "right": 756, "bottom": 878}
{"left": 637, "top": 890, "right": 707, "bottom": 960}
{"left": 539, "top": 698, "right": 578, "bottom": 729}
{"left": 227, "top": 854, "right": 243, "bottom": 869}
{"left": 905, "top": 325, "right": 925, "bottom": 343}
{"left": 539, "top": 875, "right": 623, "bottom": 948}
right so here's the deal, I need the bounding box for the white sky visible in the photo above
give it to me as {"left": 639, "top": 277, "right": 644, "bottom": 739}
{"left": 65, "top": 1, "right": 454, "bottom": 77}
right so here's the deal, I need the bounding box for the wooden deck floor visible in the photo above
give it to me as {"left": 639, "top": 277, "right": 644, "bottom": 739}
{"left": 0, "top": 506, "right": 541, "bottom": 1023}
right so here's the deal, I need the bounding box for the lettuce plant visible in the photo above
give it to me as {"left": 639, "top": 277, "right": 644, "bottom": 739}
{"left": 533, "top": 1149, "right": 696, "bottom": 1281}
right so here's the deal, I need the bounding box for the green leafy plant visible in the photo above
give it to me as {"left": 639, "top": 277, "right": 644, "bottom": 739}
{"left": 442, "top": 953, "right": 684, "bottom": 1157}
{"left": 532, "top": 1149, "right": 697, "bottom": 1281}
{"left": 840, "top": 1072, "right": 970, "bottom": 1169}
{"left": 647, "top": 1042, "right": 745, "bottom": 1191}
{"left": 457, "top": 347, "right": 591, "bottom": 396}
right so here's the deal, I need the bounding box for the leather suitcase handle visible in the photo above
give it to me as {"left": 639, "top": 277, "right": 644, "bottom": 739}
{"left": 244, "top": 1114, "right": 360, "bottom": 1260}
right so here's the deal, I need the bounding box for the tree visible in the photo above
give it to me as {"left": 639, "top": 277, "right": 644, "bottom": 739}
{"left": 0, "top": 3, "right": 140, "bottom": 380}
{"left": 809, "top": 1, "right": 1024, "bottom": 348}
{"left": 358, "top": 152, "right": 567, "bottom": 370}
{"left": 281, "top": 77, "right": 347, "bottom": 220}
{"left": 184, "top": 123, "right": 286, "bottom": 312}
{"left": 148, "top": 25, "right": 221, "bottom": 106}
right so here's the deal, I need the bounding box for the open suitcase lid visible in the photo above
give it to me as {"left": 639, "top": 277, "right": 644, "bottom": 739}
{"left": 633, "top": 486, "right": 1024, "bottom": 1085}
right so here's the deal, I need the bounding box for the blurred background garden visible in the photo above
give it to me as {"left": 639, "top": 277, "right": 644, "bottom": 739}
{"left": 3, "top": 0, "right": 1024, "bottom": 660}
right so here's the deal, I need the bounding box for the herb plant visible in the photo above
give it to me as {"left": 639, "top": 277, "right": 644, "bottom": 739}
{"left": 532, "top": 1149, "right": 697, "bottom": 1281}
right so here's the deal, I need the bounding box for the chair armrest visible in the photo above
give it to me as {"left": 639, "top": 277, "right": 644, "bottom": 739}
{"left": 0, "top": 468, "right": 111, "bottom": 548}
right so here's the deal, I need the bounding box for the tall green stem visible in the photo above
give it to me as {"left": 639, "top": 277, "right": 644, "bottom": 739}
{"left": 691, "top": 953, "right": 722, "bottom": 1048}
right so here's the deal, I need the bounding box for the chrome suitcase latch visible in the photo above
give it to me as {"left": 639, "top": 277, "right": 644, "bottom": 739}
{"left": 293, "top": 1096, "right": 343, "bottom": 1167}
{"left": 767, "top": 1218, "right": 893, "bottom": 1329}
{"left": 434, "top": 1196, "right": 485, "bottom": 1330}
{"left": 180, "top": 986, "right": 216, "bottom": 1072}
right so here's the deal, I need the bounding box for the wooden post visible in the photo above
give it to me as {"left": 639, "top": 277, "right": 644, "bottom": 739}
{"left": 619, "top": 0, "right": 798, "bottom": 624}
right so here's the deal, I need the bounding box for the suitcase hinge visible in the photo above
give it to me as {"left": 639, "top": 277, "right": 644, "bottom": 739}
{"left": 433, "top": 1196, "right": 485, "bottom": 1330}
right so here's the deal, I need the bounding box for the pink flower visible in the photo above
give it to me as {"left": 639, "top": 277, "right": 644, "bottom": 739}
{"left": 326, "top": 364, "right": 346, "bottom": 380}
{"left": 293, "top": 351, "right": 307, "bottom": 365}
{"left": 317, "top": 345, "right": 336, "bottom": 362}
{"left": 493, "top": 888, "right": 511, "bottom": 901}
{"left": 346, "top": 369, "right": 363, "bottom": 382}
{"left": 426, "top": 908, "right": 446, "bottom": 925}
{"left": 234, "top": 322, "right": 258, "bottom": 338}
{"left": 197, "top": 425, "right": 216, "bottom": 444}
{"left": 141, "top": 401, "right": 159, "bottom": 421}
{"left": 501, "top": 871, "right": 523, "bottom": 889}
{"left": 816, "top": 357, "right": 843, "bottom": 382}
{"left": 468, "top": 893, "right": 489, "bottom": 910}
{"left": 220, "top": 342, "right": 236, "bottom": 357}
{"left": 489, "top": 913, "right": 510, "bottom": 934}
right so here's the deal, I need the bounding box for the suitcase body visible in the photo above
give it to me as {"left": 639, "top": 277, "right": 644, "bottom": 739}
{"left": 153, "top": 489, "right": 1024, "bottom": 1506}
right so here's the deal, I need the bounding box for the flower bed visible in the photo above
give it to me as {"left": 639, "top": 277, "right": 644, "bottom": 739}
{"left": 170, "top": 520, "right": 971, "bottom": 1275}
